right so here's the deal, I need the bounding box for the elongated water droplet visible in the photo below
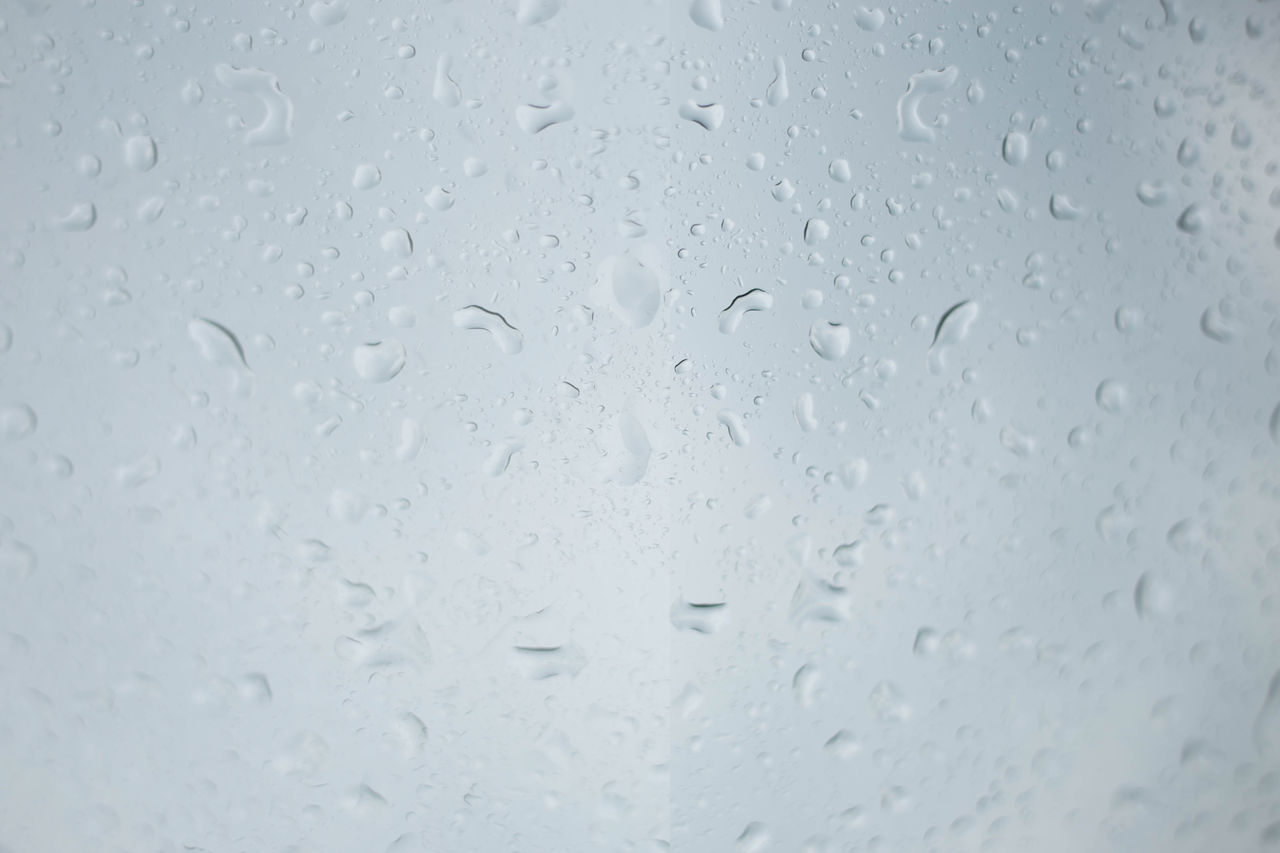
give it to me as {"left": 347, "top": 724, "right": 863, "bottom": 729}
{"left": 1255, "top": 670, "right": 1280, "bottom": 758}
{"left": 678, "top": 100, "right": 725, "bottom": 131}
{"left": 716, "top": 410, "right": 750, "bottom": 446}
{"left": 671, "top": 598, "right": 728, "bottom": 633}
{"left": 603, "top": 256, "right": 660, "bottom": 328}
{"left": 516, "top": 100, "right": 575, "bottom": 134}
{"left": 766, "top": 56, "right": 789, "bottom": 106}
{"left": 433, "top": 54, "right": 461, "bottom": 107}
{"left": 719, "top": 287, "right": 773, "bottom": 334}
{"left": 453, "top": 305, "right": 524, "bottom": 354}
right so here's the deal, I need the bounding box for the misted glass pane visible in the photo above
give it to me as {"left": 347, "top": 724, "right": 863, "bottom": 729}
{"left": 1, "top": 1, "right": 1278, "bottom": 850}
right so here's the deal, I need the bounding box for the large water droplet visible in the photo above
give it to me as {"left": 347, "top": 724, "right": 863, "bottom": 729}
{"left": 352, "top": 340, "right": 407, "bottom": 383}
{"left": 453, "top": 305, "right": 524, "bottom": 354}
{"left": 808, "top": 321, "right": 851, "bottom": 360}
{"left": 719, "top": 287, "right": 773, "bottom": 334}
{"left": 0, "top": 403, "right": 37, "bottom": 440}
{"left": 897, "top": 66, "right": 958, "bottom": 143}
{"left": 516, "top": 0, "right": 562, "bottom": 25}
{"left": 690, "top": 0, "right": 725, "bottom": 31}
{"left": 603, "top": 256, "right": 660, "bottom": 328}
{"left": 1002, "top": 131, "right": 1028, "bottom": 166}
{"left": 432, "top": 54, "right": 461, "bottom": 107}
{"left": 123, "top": 135, "right": 157, "bottom": 171}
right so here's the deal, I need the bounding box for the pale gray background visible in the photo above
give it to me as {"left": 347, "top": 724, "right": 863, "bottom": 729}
{"left": 1, "top": 0, "right": 1279, "bottom": 850}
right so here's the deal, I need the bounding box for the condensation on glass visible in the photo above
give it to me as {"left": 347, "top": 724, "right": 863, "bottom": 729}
{"left": 1, "top": 0, "right": 1279, "bottom": 850}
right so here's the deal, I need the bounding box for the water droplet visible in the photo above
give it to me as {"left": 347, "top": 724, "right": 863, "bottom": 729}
{"left": 1166, "top": 518, "right": 1204, "bottom": 554}
{"left": 238, "top": 672, "right": 273, "bottom": 704}
{"left": 716, "top": 410, "right": 750, "bottom": 446}
{"left": 396, "top": 419, "right": 424, "bottom": 462}
{"left": 352, "top": 340, "right": 407, "bottom": 383}
{"left": 1177, "top": 203, "right": 1208, "bottom": 234}
{"left": 824, "top": 729, "right": 862, "bottom": 759}
{"left": 123, "top": 135, "right": 157, "bottom": 171}
{"left": 516, "top": 100, "right": 575, "bottom": 134}
{"left": 380, "top": 228, "right": 413, "bottom": 258}
{"left": 0, "top": 403, "right": 37, "bottom": 440}
{"left": 790, "top": 572, "right": 852, "bottom": 625}
{"left": 1134, "top": 571, "right": 1174, "bottom": 619}
{"left": 1200, "top": 303, "right": 1238, "bottom": 343}
{"left": 995, "top": 422, "right": 1035, "bottom": 457}
{"left": 1002, "top": 131, "right": 1028, "bottom": 166}
{"left": 511, "top": 643, "right": 586, "bottom": 679}
{"left": 793, "top": 664, "right": 820, "bottom": 708}
{"left": 869, "top": 680, "right": 911, "bottom": 722}
{"left": 913, "top": 628, "right": 940, "bottom": 656}
{"left": 809, "top": 321, "right": 851, "bottom": 360}
{"left": 214, "top": 64, "right": 294, "bottom": 145}
{"left": 1049, "top": 193, "right": 1085, "bottom": 221}
{"left": 1135, "top": 180, "right": 1171, "bottom": 207}
{"left": 766, "top": 56, "right": 789, "bottom": 106}
{"left": 1095, "top": 379, "right": 1130, "bottom": 414}
{"left": 671, "top": 598, "right": 728, "bottom": 633}
{"left": 309, "top": 0, "right": 349, "bottom": 25}
{"left": 690, "top": 0, "right": 725, "bottom": 31}
{"left": 803, "top": 218, "right": 830, "bottom": 245}
{"left": 897, "top": 66, "right": 958, "bottom": 143}
{"left": 854, "top": 6, "right": 885, "bottom": 30}
{"left": 483, "top": 438, "right": 524, "bottom": 477}
{"left": 516, "top": 0, "right": 562, "bottom": 25}
{"left": 116, "top": 453, "right": 161, "bottom": 488}
{"left": 606, "top": 411, "right": 651, "bottom": 486}
{"left": 736, "top": 822, "right": 771, "bottom": 852}
{"left": 603, "top": 255, "right": 660, "bottom": 328}
{"left": 0, "top": 540, "right": 38, "bottom": 581}
{"left": 353, "top": 164, "right": 381, "bottom": 189}
{"left": 678, "top": 100, "right": 725, "bottom": 131}
{"left": 927, "top": 299, "right": 978, "bottom": 372}
{"left": 1232, "top": 120, "right": 1252, "bottom": 149}
{"left": 432, "top": 54, "right": 461, "bottom": 107}
{"left": 828, "top": 158, "right": 852, "bottom": 182}
{"left": 1254, "top": 670, "right": 1280, "bottom": 758}
{"left": 795, "top": 392, "right": 817, "bottom": 432}
{"left": 51, "top": 202, "right": 96, "bottom": 231}
{"left": 392, "top": 712, "right": 429, "bottom": 758}
{"left": 718, "top": 287, "right": 773, "bottom": 334}
{"left": 188, "top": 318, "right": 252, "bottom": 395}
{"left": 453, "top": 306, "right": 523, "bottom": 355}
